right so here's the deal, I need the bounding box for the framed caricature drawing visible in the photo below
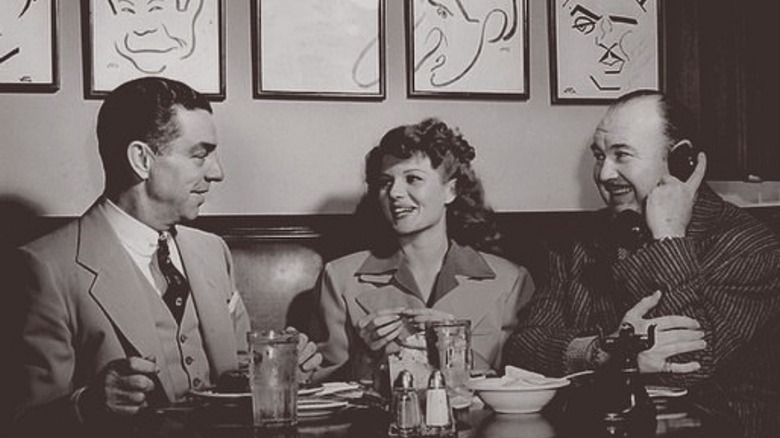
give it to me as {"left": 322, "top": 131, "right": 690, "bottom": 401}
{"left": 549, "top": 0, "right": 662, "bottom": 103}
{"left": 406, "top": 0, "right": 529, "bottom": 99}
{"left": 82, "top": 0, "right": 225, "bottom": 100}
{"left": 252, "top": 0, "right": 385, "bottom": 100}
{"left": 0, "top": 0, "right": 59, "bottom": 92}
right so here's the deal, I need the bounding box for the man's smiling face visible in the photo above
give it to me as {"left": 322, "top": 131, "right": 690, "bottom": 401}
{"left": 591, "top": 95, "right": 668, "bottom": 214}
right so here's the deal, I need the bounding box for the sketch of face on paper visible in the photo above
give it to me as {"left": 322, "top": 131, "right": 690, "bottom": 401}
{"left": 0, "top": 0, "right": 51, "bottom": 82}
{"left": 559, "top": 0, "right": 657, "bottom": 95}
{"left": 412, "top": 0, "right": 525, "bottom": 93}
{"left": 105, "top": 0, "right": 204, "bottom": 74}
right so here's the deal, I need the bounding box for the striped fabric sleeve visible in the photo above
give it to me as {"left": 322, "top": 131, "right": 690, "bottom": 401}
{"left": 614, "top": 237, "right": 713, "bottom": 386}
{"left": 614, "top": 221, "right": 780, "bottom": 388}
{"left": 503, "top": 249, "right": 588, "bottom": 377}
{"left": 505, "top": 199, "right": 780, "bottom": 388}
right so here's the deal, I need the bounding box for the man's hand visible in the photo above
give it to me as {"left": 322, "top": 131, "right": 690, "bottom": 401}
{"left": 356, "top": 307, "right": 405, "bottom": 352}
{"left": 645, "top": 151, "right": 706, "bottom": 239}
{"left": 620, "top": 291, "right": 706, "bottom": 374}
{"left": 79, "top": 356, "right": 159, "bottom": 419}
{"left": 285, "top": 327, "right": 322, "bottom": 383}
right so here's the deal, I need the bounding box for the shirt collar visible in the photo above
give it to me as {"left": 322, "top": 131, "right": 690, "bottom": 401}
{"left": 356, "top": 241, "right": 496, "bottom": 280}
{"left": 100, "top": 197, "right": 163, "bottom": 259}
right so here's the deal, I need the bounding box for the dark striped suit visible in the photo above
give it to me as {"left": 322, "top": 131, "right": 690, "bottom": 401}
{"left": 504, "top": 185, "right": 780, "bottom": 438}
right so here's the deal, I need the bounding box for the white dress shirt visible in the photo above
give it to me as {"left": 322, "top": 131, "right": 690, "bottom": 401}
{"left": 99, "top": 198, "right": 186, "bottom": 296}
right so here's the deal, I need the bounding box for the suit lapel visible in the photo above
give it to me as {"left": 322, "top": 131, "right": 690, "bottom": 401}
{"left": 77, "top": 204, "right": 177, "bottom": 400}
{"left": 176, "top": 230, "right": 238, "bottom": 377}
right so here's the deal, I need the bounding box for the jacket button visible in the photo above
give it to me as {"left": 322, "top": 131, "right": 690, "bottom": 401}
{"left": 185, "top": 356, "right": 194, "bottom": 366}
{"left": 193, "top": 378, "right": 202, "bottom": 387}
{"left": 180, "top": 334, "right": 187, "bottom": 343}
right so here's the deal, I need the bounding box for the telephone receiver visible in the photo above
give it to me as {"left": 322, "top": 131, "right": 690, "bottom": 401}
{"left": 668, "top": 140, "right": 699, "bottom": 181}
{"left": 607, "top": 141, "right": 699, "bottom": 250}
{"left": 610, "top": 209, "right": 649, "bottom": 251}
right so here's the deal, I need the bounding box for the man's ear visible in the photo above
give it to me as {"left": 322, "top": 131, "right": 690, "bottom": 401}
{"left": 127, "top": 141, "right": 154, "bottom": 180}
{"left": 444, "top": 179, "right": 457, "bottom": 205}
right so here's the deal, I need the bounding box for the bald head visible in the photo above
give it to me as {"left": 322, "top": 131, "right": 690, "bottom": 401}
{"left": 607, "top": 89, "right": 698, "bottom": 150}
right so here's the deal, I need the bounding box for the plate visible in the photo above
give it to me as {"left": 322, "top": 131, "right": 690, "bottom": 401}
{"left": 190, "top": 389, "right": 249, "bottom": 399}
{"left": 190, "top": 384, "right": 327, "bottom": 400}
{"left": 297, "top": 399, "right": 349, "bottom": 420}
{"left": 298, "top": 383, "right": 324, "bottom": 396}
{"left": 646, "top": 386, "right": 687, "bottom": 398}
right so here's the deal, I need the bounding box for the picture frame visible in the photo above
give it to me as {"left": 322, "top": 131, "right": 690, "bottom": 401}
{"left": 406, "top": 0, "right": 529, "bottom": 100}
{"left": 0, "top": 0, "right": 59, "bottom": 93}
{"left": 81, "top": 0, "right": 225, "bottom": 100}
{"left": 549, "top": 0, "right": 663, "bottom": 104}
{"left": 252, "top": 0, "right": 385, "bottom": 101}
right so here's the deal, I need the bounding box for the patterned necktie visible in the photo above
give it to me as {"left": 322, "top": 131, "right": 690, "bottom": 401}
{"left": 157, "top": 232, "right": 190, "bottom": 325}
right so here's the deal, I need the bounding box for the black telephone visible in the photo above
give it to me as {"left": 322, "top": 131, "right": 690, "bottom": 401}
{"left": 607, "top": 141, "right": 699, "bottom": 251}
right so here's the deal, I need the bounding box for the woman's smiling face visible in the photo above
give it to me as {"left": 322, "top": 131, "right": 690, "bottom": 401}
{"left": 376, "top": 153, "right": 456, "bottom": 239}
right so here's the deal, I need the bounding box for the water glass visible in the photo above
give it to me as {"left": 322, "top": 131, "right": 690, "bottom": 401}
{"left": 247, "top": 330, "right": 299, "bottom": 428}
{"left": 425, "top": 319, "right": 472, "bottom": 409}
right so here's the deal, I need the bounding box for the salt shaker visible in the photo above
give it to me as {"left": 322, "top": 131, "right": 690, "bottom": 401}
{"left": 389, "top": 370, "right": 422, "bottom": 437}
{"left": 424, "top": 370, "right": 454, "bottom": 435}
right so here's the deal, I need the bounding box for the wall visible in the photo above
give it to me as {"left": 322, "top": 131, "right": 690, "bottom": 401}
{"left": 1, "top": 1, "right": 778, "bottom": 217}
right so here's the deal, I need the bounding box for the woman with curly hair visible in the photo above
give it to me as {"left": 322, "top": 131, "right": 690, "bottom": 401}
{"left": 312, "top": 118, "right": 535, "bottom": 383}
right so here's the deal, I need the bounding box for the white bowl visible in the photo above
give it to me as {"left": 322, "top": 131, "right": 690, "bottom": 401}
{"left": 469, "top": 377, "right": 570, "bottom": 414}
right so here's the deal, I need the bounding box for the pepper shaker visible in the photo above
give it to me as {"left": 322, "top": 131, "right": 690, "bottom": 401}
{"left": 389, "top": 370, "right": 422, "bottom": 437}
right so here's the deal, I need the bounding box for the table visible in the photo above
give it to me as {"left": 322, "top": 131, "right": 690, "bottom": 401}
{"left": 138, "top": 394, "right": 720, "bottom": 438}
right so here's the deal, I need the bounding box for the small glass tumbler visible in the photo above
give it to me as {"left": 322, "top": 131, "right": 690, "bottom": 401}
{"left": 425, "top": 319, "right": 473, "bottom": 410}
{"left": 247, "top": 330, "right": 299, "bottom": 428}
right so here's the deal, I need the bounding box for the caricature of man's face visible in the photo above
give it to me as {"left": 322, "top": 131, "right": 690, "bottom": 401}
{"left": 107, "top": 0, "right": 203, "bottom": 74}
{"left": 0, "top": 0, "right": 35, "bottom": 68}
{"left": 415, "top": 0, "right": 518, "bottom": 87}
{"left": 563, "top": 0, "right": 650, "bottom": 92}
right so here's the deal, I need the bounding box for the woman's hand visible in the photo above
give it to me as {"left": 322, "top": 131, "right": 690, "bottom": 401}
{"left": 356, "top": 307, "right": 405, "bottom": 352}
{"left": 401, "top": 308, "right": 456, "bottom": 327}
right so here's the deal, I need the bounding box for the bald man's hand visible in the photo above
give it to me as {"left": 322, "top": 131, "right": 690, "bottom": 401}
{"left": 646, "top": 151, "right": 706, "bottom": 239}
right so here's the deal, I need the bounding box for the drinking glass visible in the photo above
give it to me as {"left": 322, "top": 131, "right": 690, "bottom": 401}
{"left": 247, "top": 330, "right": 299, "bottom": 428}
{"left": 425, "top": 319, "right": 473, "bottom": 409}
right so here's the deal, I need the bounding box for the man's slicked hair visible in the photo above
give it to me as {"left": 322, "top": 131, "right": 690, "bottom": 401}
{"left": 96, "top": 76, "right": 211, "bottom": 196}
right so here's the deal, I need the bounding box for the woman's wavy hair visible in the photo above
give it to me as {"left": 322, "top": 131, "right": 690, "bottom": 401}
{"left": 356, "top": 118, "right": 501, "bottom": 257}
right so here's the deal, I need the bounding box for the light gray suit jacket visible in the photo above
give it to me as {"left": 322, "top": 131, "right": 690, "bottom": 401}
{"left": 10, "top": 200, "right": 250, "bottom": 431}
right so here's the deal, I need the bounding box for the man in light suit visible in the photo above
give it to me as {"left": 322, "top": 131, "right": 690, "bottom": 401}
{"left": 8, "top": 77, "right": 321, "bottom": 436}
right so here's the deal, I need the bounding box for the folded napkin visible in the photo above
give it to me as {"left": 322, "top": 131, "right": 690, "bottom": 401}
{"left": 499, "top": 366, "right": 568, "bottom": 387}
